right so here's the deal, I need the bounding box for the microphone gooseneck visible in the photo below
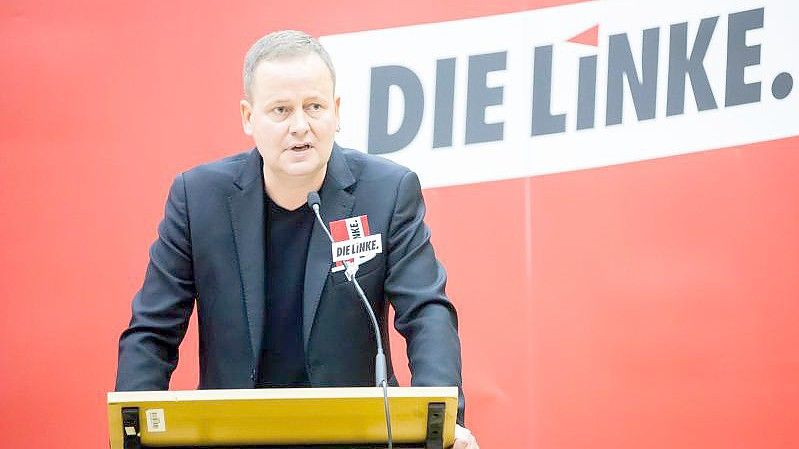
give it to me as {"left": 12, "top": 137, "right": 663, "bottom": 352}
{"left": 306, "top": 192, "right": 393, "bottom": 448}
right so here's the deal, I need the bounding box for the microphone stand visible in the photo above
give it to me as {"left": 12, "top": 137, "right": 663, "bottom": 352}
{"left": 307, "top": 192, "right": 393, "bottom": 449}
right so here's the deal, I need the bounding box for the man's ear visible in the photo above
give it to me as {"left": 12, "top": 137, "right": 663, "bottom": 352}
{"left": 334, "top": 96, "right": 341, "bottom": 130}
{"left": 240, "top": 99, "right": 253, "bottom": 136}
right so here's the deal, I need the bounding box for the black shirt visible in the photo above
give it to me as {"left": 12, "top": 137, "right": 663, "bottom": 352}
{"left": 256, "top": 198, "right": 314, "bottom": 388}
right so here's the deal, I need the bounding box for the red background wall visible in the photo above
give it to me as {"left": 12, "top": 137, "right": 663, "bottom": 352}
{"left": 1, "top": 1, "right": 797, "bottom": 448}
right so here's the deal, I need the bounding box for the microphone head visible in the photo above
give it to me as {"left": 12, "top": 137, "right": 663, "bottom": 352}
{"left": 307, "top": 191, "right": 321, "bottom": 210}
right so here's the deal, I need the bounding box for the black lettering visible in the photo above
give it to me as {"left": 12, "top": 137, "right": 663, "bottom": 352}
{"left": 725, "top": 8, "right": 764, "bottom": 107}
{"left": 532, "top": 45, "right": 566, "bottom": 135}
{"left": 368, "top": 65, "right": 424, "bottom": 154}
{"left": 606, "top": 28, "right": 660, "bottom": 125}
{"left": 667, "top": 17, "right": 719, "bottom": 116}
{"left": 576, "top": 54, "right": 598, "bottom": 131}
{"left": 465, "top": 51, "right": 506, "bottom": 144}
{"left": 433, "top": 58, "right": 456, "bottom": 148}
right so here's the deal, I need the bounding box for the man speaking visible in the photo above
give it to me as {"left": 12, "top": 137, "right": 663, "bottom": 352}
{"left": 116, "top": 30, "right": 478, "bottom": 448}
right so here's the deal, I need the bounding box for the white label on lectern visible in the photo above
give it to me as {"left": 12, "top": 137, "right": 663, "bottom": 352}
{"left": 145, "top": 408, "right": 166, "bottom": 432}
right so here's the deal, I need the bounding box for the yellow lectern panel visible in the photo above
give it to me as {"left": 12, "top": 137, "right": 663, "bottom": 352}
{"left": 108, "top": 386, "right": 457, "bottom": 448}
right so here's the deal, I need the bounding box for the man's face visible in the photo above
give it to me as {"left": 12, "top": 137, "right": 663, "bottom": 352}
{"left": 240, "top": 53, "right": 339, "bottom": 180}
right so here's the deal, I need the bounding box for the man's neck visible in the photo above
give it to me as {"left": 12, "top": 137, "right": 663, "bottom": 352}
{"left": 263, "top": 166, "right": 327, "bottom": 211}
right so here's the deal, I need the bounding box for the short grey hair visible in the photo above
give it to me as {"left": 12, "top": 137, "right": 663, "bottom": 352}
{"left": 242, "top": 30, "right": 336, "bottom": 99}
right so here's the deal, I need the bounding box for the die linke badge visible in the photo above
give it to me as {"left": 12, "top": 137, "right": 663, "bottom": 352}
{"left": 329, "top": 215, "right": 382, "bottom": 277}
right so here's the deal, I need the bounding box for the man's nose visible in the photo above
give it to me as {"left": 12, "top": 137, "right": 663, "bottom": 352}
{"left": 289, "top": 111, "right": 310, "bottom": 135}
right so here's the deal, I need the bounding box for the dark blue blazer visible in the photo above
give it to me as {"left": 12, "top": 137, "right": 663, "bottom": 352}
{"left": 116, "top": 145, "right": 465, "bottom": 423}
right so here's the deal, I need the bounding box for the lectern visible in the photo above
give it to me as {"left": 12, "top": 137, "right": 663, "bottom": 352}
{"left": 107, "top": 386, "right": 457, "bottom": 448}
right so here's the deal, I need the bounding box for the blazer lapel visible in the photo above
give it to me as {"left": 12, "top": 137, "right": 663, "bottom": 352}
{"left": 303, "top": 146, "right": 356, "bottom": 350}
{"left": 227, "top": 149, "right": 266, "bottom": 368}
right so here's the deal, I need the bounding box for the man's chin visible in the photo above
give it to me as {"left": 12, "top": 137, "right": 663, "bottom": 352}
{"left": 278, "top": 161, "right": 326, "bottom": 179}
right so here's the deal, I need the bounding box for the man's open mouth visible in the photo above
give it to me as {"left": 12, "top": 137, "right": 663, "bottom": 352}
{"left": 290, "top": 143, "right": 312, "bottom": 151}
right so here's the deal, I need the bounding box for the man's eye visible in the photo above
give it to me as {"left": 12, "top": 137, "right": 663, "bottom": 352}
{"left": 272, "top": 106, "right": 291, "bottom": 117}
{"left": 308, "top": 104, "right": 322, "bottom": 111}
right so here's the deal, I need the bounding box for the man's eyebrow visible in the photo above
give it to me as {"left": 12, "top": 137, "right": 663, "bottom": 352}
{"left": 262, "top": 98, "right": 291, "bottom": 108}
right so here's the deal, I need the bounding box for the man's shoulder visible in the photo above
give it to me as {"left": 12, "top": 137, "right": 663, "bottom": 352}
{"left": 336, "top": 145, "right": 411, "bottom": 184}
{"left": 180, "top": 149, "right": 254, "bottom": 186}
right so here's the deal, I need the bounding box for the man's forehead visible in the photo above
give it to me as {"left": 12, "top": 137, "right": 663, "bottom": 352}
{"left": 253, "top": 54, "right": 334, "bottom": 86}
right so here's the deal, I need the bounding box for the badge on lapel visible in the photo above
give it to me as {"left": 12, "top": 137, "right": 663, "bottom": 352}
{"left": 329, "top": 215, "right": 382, "bottom": 278}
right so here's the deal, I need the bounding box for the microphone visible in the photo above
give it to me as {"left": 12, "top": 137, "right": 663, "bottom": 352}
{"left": 307, "top": 192, "right": 333, "bottom": 241}
{"left": 306, "top": 191, "right": 393, "bottom": 448}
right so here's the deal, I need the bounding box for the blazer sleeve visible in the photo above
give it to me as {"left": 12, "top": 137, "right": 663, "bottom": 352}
{"left": 385, "top": 170, "right": 466, "bottom": 425}
{"left": 115, "top": 173, "right": 196, "bottom": 391}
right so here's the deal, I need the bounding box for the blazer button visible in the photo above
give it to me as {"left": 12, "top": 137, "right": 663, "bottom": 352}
{"left": 249, "top": 369, "right": 255, "bottom": 381}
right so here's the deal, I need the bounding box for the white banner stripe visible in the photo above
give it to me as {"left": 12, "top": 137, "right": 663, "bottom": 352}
{"left": 323, "top": 0, "right": 798, "bottom": 188}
